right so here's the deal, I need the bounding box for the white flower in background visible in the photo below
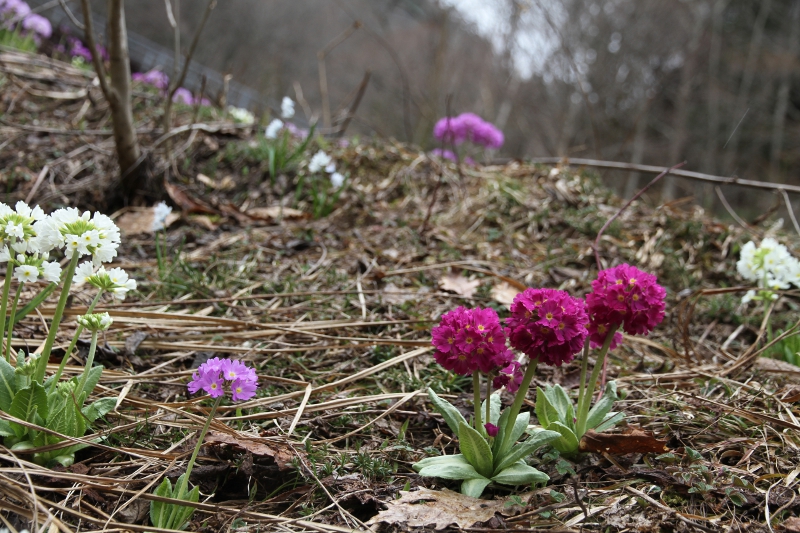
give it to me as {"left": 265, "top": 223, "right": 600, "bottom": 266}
{"left": 737, "top": 237, "right": 800, "bottom": 304}
{"left": 14, "top": 264, "right": 39, "bottom": 283}
{"left": 41, "top": 261, "right": 62, "bottom": 283}
{"left": 227, "top": 106, "right": 255, "bottom": 125}
{"left": 152, "top": 201, "right": 173, "bottom": 232}
{"left": 330, "top": 172, "right": 345, "bottom": 188}
{"left": 265, "top": 119, "right": 283, "bottom": 139}
{"left": 281, "top": 97, "right": 295, "bottom": 119}
{"left": 308, "top": 151, "right": 332, "bottom": 173}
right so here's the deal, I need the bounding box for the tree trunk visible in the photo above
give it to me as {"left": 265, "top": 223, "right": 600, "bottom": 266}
{"left": 107, "top": 0, "right": 142, "bottom": 196}
{"left": 770, "top": 3, "right": 800, "bottom": 181}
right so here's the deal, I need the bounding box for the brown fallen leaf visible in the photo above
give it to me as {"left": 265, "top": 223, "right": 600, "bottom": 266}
{"left": 116, "top": 208, "right": 180, "bottom": 235}
{"left": 367, "top": 488, "right": 527, "bottom": 530}
{"left": 204, "top": 431, "right": 294, "bottom": 470}
{"left": 382, "top": 282, "right": 417, "bottom": 305}
{"left": 164, "top": 182, "right": 218, "bottom": 215}
{"left": 188, "top": 214, "right": 220, "bottom": 231}
{"left": 439, "top": 273, "right": 481, "bottom": 298}
{"left": 783, "top": 517, "right": 800, "bottom": 533}
{"left": 579, "top": 428, "right": 669, "bottom": 455}
{"left": 490, "top": 281, "right": 520, "bottom": 306}
{"left": 196, "top": 173, "right": 236, "bottom": 191}
{"left": 246, "top": 206, "right": 309, "bottom": 221}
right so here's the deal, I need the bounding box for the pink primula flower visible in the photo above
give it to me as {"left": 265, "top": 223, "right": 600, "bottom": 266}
{"left": 187, "top": 357, "right": 258, "bottom": 401}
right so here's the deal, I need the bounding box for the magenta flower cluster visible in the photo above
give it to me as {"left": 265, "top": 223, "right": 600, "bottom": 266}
{"left": 586, "top": 264, "right": 666, "bottom": 350}
{"left": 507, "top": 288, "right": 589, "bottom": 367}
{"left": 187, "top": 357, "right": 258, "bottom": 401}
{"left": 132, "top": 69, "right": 170, "bottom": 91}
{"left": 431, "top": 307, "right": 515, "bottom": 376}
{"left": 433, "top": 113, "right": 504, "bottom": 149}
{"left": 1, "top": 0, "right": 52, "bottom": 38}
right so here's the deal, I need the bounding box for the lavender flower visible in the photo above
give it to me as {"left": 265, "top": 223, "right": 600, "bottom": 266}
{"left": 187, "top": 357, "right": 258, "bottom": 401}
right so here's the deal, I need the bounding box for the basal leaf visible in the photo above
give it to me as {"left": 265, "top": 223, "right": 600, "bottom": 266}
{"left": 0, "top": 356, "right": 17, "bottom": 411}
{"left": 494, "top": 429, "right": 560, "bottom": 473}
{"left": 586, "top": 381, "right": 619, "bottom": 430}
{"left": 150, "top": 477, "right": 173, "bottom": 528}
{"left": 427, "top": 388, "right": 468, "bottom": 436}
{"left": 494, "top": 411, "right": 530, "bottom": 460}
{"left": 480, "top": 392, "right": 502, "bottom": 426}
{"left": 458, "top": 422, "right": 494, "bottom": 478}
{"left": 0, "top": 419, "right": 14, "bottom": 437}
{"left": 491, "top": 407, "right": 512, "bottom": 456}
{"left": 413, "top": 454, "right": 468, "bottom": 472}
{"left": 418, "top": 462, "right": 486, "bottom": 480}
{"left": 77, "top": 365, "right": 104, "bottom": 402}
{"left": 492, "top": 461, "right": 549, "bottom": 486}
{"left": 545, "top": 421, "right": 580, "bottom": 455}
{"left": 461, "top": 477, "right": 492, "bottom": 498}
{"left": 10, "top": 382, "right": 48, "bottom": 425}
{"left": 83, "top": 397, "right": 117, "bottom": 423}
{"left": 535, "top": 387, "right": 555, "bottom": 427}
{"left": 594, "top": 411, "right": 625, "bottom": 433}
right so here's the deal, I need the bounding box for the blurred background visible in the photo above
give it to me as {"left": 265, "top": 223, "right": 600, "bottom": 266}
{"left": 41, "top": 1, "right": 800, "bottom": 212}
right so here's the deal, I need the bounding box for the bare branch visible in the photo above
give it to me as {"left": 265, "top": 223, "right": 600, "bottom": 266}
{"left": 58, "top": 0, "right": 85, "bottom": 30}
{"left": 780, "top": 189, "right": 800, "bottom": 237}
{"left": 335, "top": 70, "right": 371, "bottom": 138}
{"left": 79, "top": 0, "right": 112, "bottom": 102}
{"left": 715, "top": 186, "right": 750, "bottom": 230}
{"left": 317, "top": 21, "right": 362, "bottom": 129}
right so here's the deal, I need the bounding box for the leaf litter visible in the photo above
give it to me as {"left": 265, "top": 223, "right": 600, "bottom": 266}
{"left": 0, "top": 47, "right": 799, "bottom": 531}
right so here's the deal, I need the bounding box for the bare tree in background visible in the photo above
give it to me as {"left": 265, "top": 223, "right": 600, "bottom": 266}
{"left": 80, "top": 0, "right": 142, "bottom": 200}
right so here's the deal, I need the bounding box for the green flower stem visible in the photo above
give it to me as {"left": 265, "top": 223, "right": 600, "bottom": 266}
{"left": 34, "top": 253, "right": 79, "bottom": 383}
{"left": 576, "top": 324, "right": 619, "bottom": 438}
{"left": 497, "top": 357, "right": 538, "bottom": 456}
{"left": 75, "top": 330, "right": 98, "bottom": 395}
{"left": 472, "top": 371, "right": 482, "bottom": 431}
{"left": 485, "top": 372, "right": 492, "bottom": 434}
{"left": 575, "top": 340, "right": 591, "bottom": 435}
{"left": 49, "top": 289, "right": 105, "bottom": 393}
{"left": 4, "top": 284, "right": 22, "bottom": 359}
{"left": 0, "top": 262, "right": 13, "bottom": 361}
{"left": 165, "top": 395, "right": 222, "bottom": 527}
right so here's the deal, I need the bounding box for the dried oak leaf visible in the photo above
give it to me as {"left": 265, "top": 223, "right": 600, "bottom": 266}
{"left": 165, "top": 182, "right": 218, "bottom": 214}
{"left": 439, "top": 273, "right": 481, "bottom": 298}
{"left": 579, "top": 428, "right": 669, "bottom": 455}
{"left": 490, "top": 281, "right": 520, "bottom": 306}
{"left": 204, "top": 431, "right": 294, "bottom": 470}
{"left": 367, "top": 488, "right": 519, "bottom": 530}
{"left": 116, "top": 208, "right": 179, "bottom": 235}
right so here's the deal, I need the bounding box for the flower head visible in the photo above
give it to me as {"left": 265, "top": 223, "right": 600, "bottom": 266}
{"left": 432, "top": 113, "right": 504, "bottom": 150}
{"left": 493, "top": 360, "right": 523, "bottom": 393}
{"left": 432, "top": 307, "right": 511, "bottom": 375}
{"left": 308, "top": 150, "right": 332, "bottom": 173}
{"left": 34, "top": 208, "right": 120, "bottom": 264}
{"left": 281, "top": 96, "right": 295, "bottom": 119}
{"left": 132, "top": 69, "right": 169, "bottom": 91}
{"left": 506, "top": 288, "right": 589, "bottom": 366}
{"left": 228, "top": 106, "right": 254, "bottom": 125}
{"left": 585, "top": 264, "right": 666, "bottom": 348}
{"left": 21, "top": 13, "right": 51, "bottom": 38}
{"left": 152, "top": 201, "right": 173, "bottom": 232}
{"left": 187, "top": 357, "right": 258, "bottom": 401}
{"left": 484, "top": 423, "right": 499, "bottom": 437}
{"left": 736, "top": 238, "right": 800, "bottom": 304}
{"left": 330, "top": 172, "right": 345, "bottom": 188}
{"left": 77, "top": 312, "right": 113, "bottom": 332}
{"left": 172, "top": 87, "right": 193, "bottom": 105}
{"left": 73, "top": 262, "right": 136, "bottom": 299}
{"left": 265, "top": 118, "right": 283, "bottom": 139}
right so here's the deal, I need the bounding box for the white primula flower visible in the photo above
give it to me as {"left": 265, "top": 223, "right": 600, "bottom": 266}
{"left": 308, "top": 151, "right": 332, "bottom": 173}
{"left": 738, "top": 238, "right": 800, "bottom": 304}
{"left": 42, "top": 261, "right": 62, "bottom": 283}
{"left": 281, "top": 96, "right": 295, "bottom": 119}
{"left": 0, "top": 246, "right": 10, "bottom": 263}
{"left": 228, "top": 106, "right": 255, "bottom": 125}
{"left": 152, "top": 201, "right": 173, "bottom": 232}
{"left": 324, "top": 162, "right": 336, "bottom": 174}
{"left": 81, "top": 230, "right": 101, "bottom": 248}
{"left": 5, "top": 221, "right": 23, "bottom": 239}
{"left": 330, "top": 172, "right": 345, "bottom": 188}
{"left": 14, "top": 264, "right": 39, "bottom": 283}
{"left": 112, "top": 278, "right": 137, "bottom": 300}
{"left": 73, "top": 261, "right": 95, "bottom": 285}
{"left": 91, "top": 242, "right": 117, "bottom": 265}
{"left": 265, "top": 119, "right": 283, "bottom": 139}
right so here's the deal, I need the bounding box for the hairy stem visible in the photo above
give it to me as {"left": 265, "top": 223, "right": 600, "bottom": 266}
{"left": 576, "top": 325, "right": 619, "bottom": 438}
{"left": 497, "top": 358, "right": 538, "bottom": 456}
{"left": 0, "top": 263, "right": 13, "bottom": 362}
{"left": 472, "top": 371, "right": 482, "bottom": 431}
{"left": 35, "top": 253, "right": 79, "bottom": 383}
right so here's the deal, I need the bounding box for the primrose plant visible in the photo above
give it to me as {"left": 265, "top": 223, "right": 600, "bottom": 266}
{"left": 151, "top": 358, "right": 258, "bottom": 531}
{"left": 0, "top": 203, "right": 135, "bottom": 467}
{"left": 415, "top": 264, "right": 666, "bottom": 497}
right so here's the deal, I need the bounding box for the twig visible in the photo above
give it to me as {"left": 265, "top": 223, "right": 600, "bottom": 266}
{"left": 625, "top": 486, "right": 716, "bottom": 532}
{"left": 715, "top": 186, "right": 750, "bottom": 229}
{"left": 421, "top": 94, "right": 454, "bottom": 236}
{"left": 79, "top": 0, "right": 112, "bottom": 102}
{"left": 58, "top": 0, "right": 85, "bottom": 29}
{"left": 336, "top": 69, "right": 371, "bottom": 138}
{"left": 780, "top": 188, "right": 800, "bottom": 237}
{"left": 25, "top": 165, "right": 49, "bottom": 204}
{"left": 594, "top": 161, "right": 686, "bottom": 269}
{"left": 526, "top": 157, "right": 800, "bottom": 195}
{"left": 571, "top": 476, "right": 587, "bottom": 520}
{"left": 317, "top": 21, "right": 362, "bottom": 128}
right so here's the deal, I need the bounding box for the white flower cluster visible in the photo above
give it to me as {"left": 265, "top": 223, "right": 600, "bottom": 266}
{"left": 227, "top": 106, "right": 255, "bottom": 125}
{"left": 73, "top": 262, "right": 136, "bottom": 299}
{"left": 35, "top": 207, "right": 121, "bottom": 265}
{"left": 737, "top": 238, "right": 800, "bottom": 303}
{"left": 308, "top": 150, "right": 345, "bottom": 188}
{"left": 152, "top": 201, "right": 173, "bottom": 232}
{"left": 264, "top": 97, "right": 296, "bottom": 139}
{"left": 76, "top": 312, "right": 113, "bottom": 332}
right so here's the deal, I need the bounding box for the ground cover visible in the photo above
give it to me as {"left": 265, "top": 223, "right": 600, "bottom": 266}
{"left": 1, "top": 48, "right": 800, "bottom": 532}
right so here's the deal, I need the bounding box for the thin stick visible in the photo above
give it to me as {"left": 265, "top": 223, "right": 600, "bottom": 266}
{"left": 79, "top": 0, "right": 112, "bottom": 101}
{"left": 58, "top": 0, "right": 85, "bottom": 30}
{"left": 317, "top": 21, "right": 362, "bottom": 128}
{"left": 286, "top": 384, "right": 312, "bottom": 437}
{"left": 780, "top": 188, "right": 800, "bottom": 237}
{"left": 594, "top": 161, "right": 686, "bottom": 269}
{"left": 421, "top": 94, "right": 453, "bottom": 236}
{"left": 336, "top": 69, "right": 371, "bottom": 137}
{"left": 715, "top": 186, "right": 750, "bottom": 229}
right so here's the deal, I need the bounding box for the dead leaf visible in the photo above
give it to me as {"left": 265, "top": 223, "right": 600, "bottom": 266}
{"left": 204, "top": 431, "right": 294, "bottom": 469}
{"left": 165, "top": 182, "right": 218, "bottom": 214}
{"left": 783, "top": 517, "right": 800, "bottom": 533}
{"left": 246, "top": 206, "right": 309, "bottom": 221}
{"left": 439, "top": 273, "right": 481, "bottom": 298}
{"left": 367, "top": 488, "right": 522, "bottom": 529}
{"left": 188, "top": 215, "right": 219, "bottom": 231}
{"left": 116, "top": 208, "right": 180, "bottom": 235}
{"left": 196, "top": 173, "right": 236, "bottom": 191}
{"left": 490, "top": 281, "right": 520, "bottom": 306}
{"left": 383, "top": 282, "right": 416, "bottom": 305}
{"left": 579, "top": 428, "right": 669, "bottom": 455}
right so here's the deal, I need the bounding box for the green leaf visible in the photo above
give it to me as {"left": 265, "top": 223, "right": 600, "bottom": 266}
{"left": 82, "top": 397, "right": 117, "bottom": 423}
{"left": 76, "top": 365, "right": 104, "bottom": 402}
{"left": 458, "top": 422, "right": 494, "bottom": 478}
{"left": 427, "top": 388, "right": 468, "bottom": 436}
{"left": 547, "top": 384, "right": 575, "bottom": 431}
{"left": 496, "top": 412, "right": 531, "bottom": 458}
{"left": 494, "top": 429, "right": 561, "bottom": 473}
{"left": 0, "top": 419, "right": 14, "bottom": 437}
{"left": 535, "top": 387, "right": 554, "bottom": 427}
{"left": 543, "top": 421, "right": 580, "bottom": 455}
{"left": 594, "top": 411, "right": 624, "bottom": 433}
{"left": 491, "top": 407, "right": 513, "bottom": 456}
{"left": 151, "top": 477, "right": 174, "bottom": 528}
{"left": 418, "top": 461, "right": 486, "bottom": 481}
{"left": 480, "top": 392, "right": 502, "bottom": 426}
{"left": 10, "top": 382, "right": 48, "bottom": 428}
{"left": 52, "top": 396, "right": 79, "bottom": 437}
{"left": 586, "top": 381, "right": 619, "bottom": 430}
{"left": 461, "top": 477, "right": 492, "bottom": 498}
{"left": 492, "top": 461, "right": 549, "bottom": 486}
{"left": 0, "top": 356, "right": 16, "bottom": 411}
{"left": 412, "top": 454, "right": 468, "bottom": 472}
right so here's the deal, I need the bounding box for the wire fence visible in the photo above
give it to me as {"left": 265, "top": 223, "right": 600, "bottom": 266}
{"left": 28, "top": 0, "right": 265, "bottom": 111}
